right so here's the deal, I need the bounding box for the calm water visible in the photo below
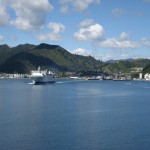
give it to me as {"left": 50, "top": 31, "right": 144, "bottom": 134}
{"left": 0, "top": 79, "right": 150, "bottom": 150}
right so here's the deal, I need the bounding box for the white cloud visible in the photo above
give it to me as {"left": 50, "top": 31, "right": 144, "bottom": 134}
{"left": 74, "top": 23, "right": 104, "bottom": 41}
{"left": 59, "top": 0, "right": 101, "bottom": 13}
{"left": 7, "top": 0, "right": 54, "bottom": 31}
{"left": 99, "top": 34, "right": 150, "bottom": 50}
{"left": 119, "top": 32, "right": 130, "bottom": 40}
{"left": 112, "top": 8, "right": 126, "bottom": 17}
{"left": 141, "top": 37, "right": 150, "bottom": 47}
{"left": 99, "top": 34, "right": 140, "bottom": 49}
{"left": 37, "top": 34, "right": 59, "bottom": 41}
{"left": 0, "top": 35, "right": 4, "bottom": 42}
{"left": 71, "top": 48, "right": 92, "bottom": 56}
{"left": 96, "top": 53, "right": 115, "bottom": 61}
{"left": 97, "top": 50, "right": 136, "bottom": 61}
{"left": 79, "top": 19, "right": 94, "bottom": 27}
{"left": 75, "top": 20, "right": 142, "bottom": 50}
{"left": 36, "top": 22, "right": 65, "bottom": 41}
{"left": 48, "top": 22, "right": 65, "bottom": 34}
{"left": 0, "top": 2, "right": 9, "bottom": 26}
{"left": 71, "top": 48, "right": 124, "bottom": 61}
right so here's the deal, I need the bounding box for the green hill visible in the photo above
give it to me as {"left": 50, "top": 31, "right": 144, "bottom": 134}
{"left": 103, "top": 59, "right": 150, "bottom": 74}
{"left": 0, "top": 45, "right": 12, "bottom": 65}
{"left": 142, "top": 63, "right": 150, "bottom": 74}
{"left": 0, "top": 43, "right": 104, "bottom": 74}
{"left": 0, "top": 44, "right": 35, "bottom": 65}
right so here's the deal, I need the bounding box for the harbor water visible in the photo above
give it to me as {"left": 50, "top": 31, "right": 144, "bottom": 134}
{"left": 0, "top": 79, "right": 150, "bottom": 150}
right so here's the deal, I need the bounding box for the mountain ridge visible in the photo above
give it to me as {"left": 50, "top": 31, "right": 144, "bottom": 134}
{"left": 0, "top": 43, "right": 104, "bottom": 74}
{"left": 0, "top": 43, "right": 150, "bottom": 75}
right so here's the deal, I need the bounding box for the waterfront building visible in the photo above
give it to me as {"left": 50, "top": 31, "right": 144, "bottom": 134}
{"left": 139, "top": 73, "right": 143, "bottom": 79}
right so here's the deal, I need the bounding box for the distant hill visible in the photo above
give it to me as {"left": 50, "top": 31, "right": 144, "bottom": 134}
{"left": 103, "top": 59, "right": 150, "bottom": 74}
{"left": 0, "top": 43, "right": 104, "bottom": 74}
{"left": 106, "top": 58, "right": 135, "bottom": 63}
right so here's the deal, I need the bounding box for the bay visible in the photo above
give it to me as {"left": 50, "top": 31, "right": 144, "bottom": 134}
{"left": 0, "top": 79, "right": 150, "bottom": 150}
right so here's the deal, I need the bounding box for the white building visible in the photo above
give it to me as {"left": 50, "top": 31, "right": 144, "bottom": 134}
{"left": 144, "top": 73, "right": 150, "bottom": 80}
{"left": 139, "top": 73, "right": 142, "bottom": 79}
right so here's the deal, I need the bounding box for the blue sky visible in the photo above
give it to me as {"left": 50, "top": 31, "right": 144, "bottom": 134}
{"left": 0, "top": 0, "right": 150, "bottom": 61}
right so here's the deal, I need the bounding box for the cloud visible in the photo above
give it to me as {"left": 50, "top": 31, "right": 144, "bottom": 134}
{"left": 112, "top": 8, "right": 126, "bottom": 17}
{"left": 36, "top": 22, "right": 65, "bottom": 41}
{"left": 119, "top": 32, "right": 129, "bottom": 40}
{"left": 99, "top": 32, "right": 140, "bottom": 49}
{"left": 141, "top": 37, "right": 150, "bottom": 47}
{"left": 71, "top": 47, "right": 139, "bottom": 61}
{"left": 96, "top": 53, "right": 116, "bottom": 61}
{"left": 48, "top": 22, "right": 65, "bottom": 34}
{"left": 71, "top": 48, "right": 92, "bottom": 56}
{"left": 71, "top": 47, "right": 104, "bottom": 60}
{"left": 74, "top": 23, "right": 104, "bottom": 41}
{"left": 99, "top": 34, "right": 150, "bottom": 50}
{"left": 0, "top": 2, "right": 9, "bottom": 26}
{"left": 71, "top": 48, "right": 120, "bottom": 61}
{"left": 6, "top": 0, "right": 54, "bottom": 31}
{"left": 79, "top": 19, "right": 94, "bottom": 27}
{"left": 59, "top": 0, "right": 101, "bottom": 13}
{"left": 74, "top": 20, "right": 142, "bottom": 50}
{"left": 0, "top": 35, "right": 4, "bottom": 42}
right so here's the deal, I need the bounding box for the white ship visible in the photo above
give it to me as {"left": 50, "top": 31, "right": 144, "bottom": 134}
{"left": 31, "top": 67, "right": 55, "bottom": 84}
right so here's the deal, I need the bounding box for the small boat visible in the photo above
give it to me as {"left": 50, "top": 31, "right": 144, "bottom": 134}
{"left": 31, "top": 66, "right": 55, "bottom": 84}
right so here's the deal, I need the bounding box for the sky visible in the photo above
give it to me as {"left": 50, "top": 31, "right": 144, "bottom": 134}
{"left": 0, "top": 0, "right": 150, "bottom": 61}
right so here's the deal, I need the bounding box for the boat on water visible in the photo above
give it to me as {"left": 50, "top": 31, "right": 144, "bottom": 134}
{"left": 31, "top": 67, "right": 55, "bottom": 84}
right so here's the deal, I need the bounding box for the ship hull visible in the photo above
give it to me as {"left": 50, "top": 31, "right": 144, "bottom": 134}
{"left": 31, "top": 75, "right": 55, "bottom": 84}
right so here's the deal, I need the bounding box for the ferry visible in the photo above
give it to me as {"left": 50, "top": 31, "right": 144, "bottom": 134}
{"left": 31, "top": 67, "right": 55, "bottom": 84}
